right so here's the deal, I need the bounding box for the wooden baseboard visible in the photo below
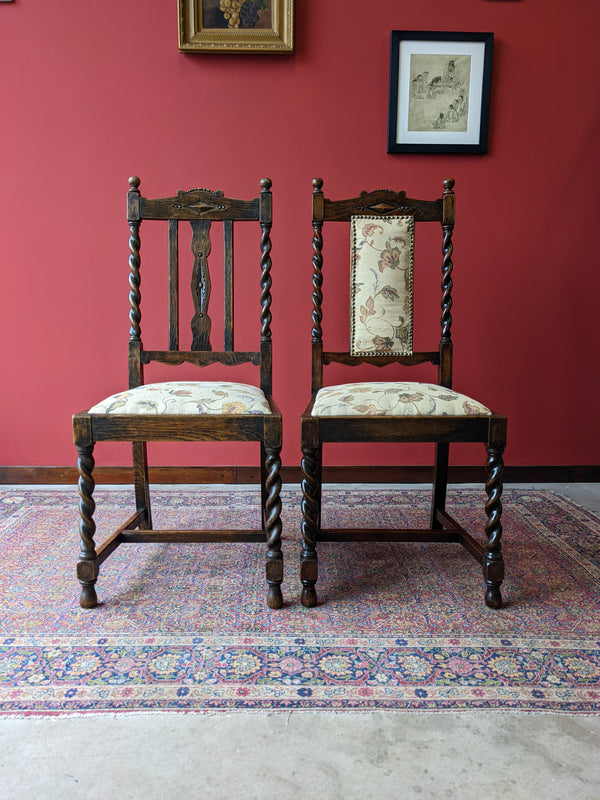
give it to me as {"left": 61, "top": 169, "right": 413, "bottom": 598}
{"left": 1, "top": 465, "right": 599, "bottom": 485}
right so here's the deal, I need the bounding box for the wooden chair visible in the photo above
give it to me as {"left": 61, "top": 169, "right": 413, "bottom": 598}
{"left": 73, "top": 177, "right": 284, "bottom": 610}
{"left": 300, "top": 177, "right": 506, "bottom": 609}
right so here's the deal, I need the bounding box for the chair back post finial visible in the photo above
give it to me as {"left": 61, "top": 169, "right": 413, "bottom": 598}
{"left": 439, "top": 178, "right": 455, "bottom": 387}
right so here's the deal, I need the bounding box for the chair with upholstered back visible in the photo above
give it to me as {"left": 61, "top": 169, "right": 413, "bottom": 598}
{"left": 73, "top": 176, "right": 284, "bottom": 610}
{"left": 300, "top": 177, "right": 506, "bottom": 609}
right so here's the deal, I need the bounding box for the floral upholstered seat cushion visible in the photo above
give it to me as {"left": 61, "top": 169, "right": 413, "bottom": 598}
{"left": 89, "top": 381, "right": 272, "bottom": 415}
{"left": 312, "top": 382, "right": 491, "bottom": 417}
{"left": 350, "top": 215, "right": 414, "bottom": 356}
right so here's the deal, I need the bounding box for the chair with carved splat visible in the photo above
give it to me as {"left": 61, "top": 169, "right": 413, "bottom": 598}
{"left": 300, "top": 177, "right": 506, "bottom": 609}
{"left": 72, "top": 177, "right": 284, "bottom": 609}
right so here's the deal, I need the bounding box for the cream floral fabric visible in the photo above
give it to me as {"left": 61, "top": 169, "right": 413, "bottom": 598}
{"left": 89, "top": 381, "right": 272, "bottom": 415}
{"left": 350, "top": 215, "right": 414, "bottom": 356}
{"left": 312, "top": 382, "right": 491, "bottom": 417}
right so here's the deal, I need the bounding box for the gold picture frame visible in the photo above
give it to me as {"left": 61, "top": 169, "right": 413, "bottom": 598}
{"left": 178, "top": 0, "right": 294, "bottom": 54}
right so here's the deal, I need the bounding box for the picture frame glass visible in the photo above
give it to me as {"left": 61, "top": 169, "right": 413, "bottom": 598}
{"left": 399, "top": 42, "right": 485, "bottom": 145}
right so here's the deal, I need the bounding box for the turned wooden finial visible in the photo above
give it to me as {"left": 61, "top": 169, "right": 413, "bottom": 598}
{"left": 260, "top": 177, "right": 272, "bottom": 192}
{"left": 128, "top": 176, "right": 141, "bottom": 192}
{"left": 312, "top": 177, "right": 324, "bottom": 192}
{"left": 443, "top": 177, "right": 455, "bottom": 192}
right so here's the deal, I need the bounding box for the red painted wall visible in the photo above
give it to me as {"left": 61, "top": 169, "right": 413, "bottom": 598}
{"left": 1, "top": 0, "right": 599, "bottom": 469}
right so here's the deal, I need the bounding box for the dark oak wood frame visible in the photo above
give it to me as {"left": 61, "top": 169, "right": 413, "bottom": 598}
{"left": 388, "top": 31, "right": 493, "bottom": 154}
{"left": 72, "top": 177, "right": 284, "bottom": 610}
{"left": 300, "top": 177, "right": 507, "bottom": 609}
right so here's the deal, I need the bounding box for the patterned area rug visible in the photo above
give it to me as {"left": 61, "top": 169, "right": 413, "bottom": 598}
{"left": 0, "top": 486, "right": 599, "bottom": 715}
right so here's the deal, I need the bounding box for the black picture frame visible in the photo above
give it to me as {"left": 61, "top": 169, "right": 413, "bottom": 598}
{"left": 387, "top": 31, "right": 494, "bottom": 154}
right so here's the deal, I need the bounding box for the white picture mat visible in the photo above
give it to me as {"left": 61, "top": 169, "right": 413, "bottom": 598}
{"left": 395, "top": 40, "right": 486, "bottom": 145}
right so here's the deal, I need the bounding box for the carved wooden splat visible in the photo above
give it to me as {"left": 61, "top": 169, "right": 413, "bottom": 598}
{"left": 190, "top": 219, "right": 212, "bottom": 351}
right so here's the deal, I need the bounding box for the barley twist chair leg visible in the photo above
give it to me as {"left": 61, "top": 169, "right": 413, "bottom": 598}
{"left": 484, "top": 444, "right": 505, "bottom": 609}
{"left": 264, "top": 446, "right": 284, "bottom": 609}
{"left": 76, "top": 444, "right": 99, "bottom": 609}
{"left": 300, "top": 446, "right": 319, "bottom": 608}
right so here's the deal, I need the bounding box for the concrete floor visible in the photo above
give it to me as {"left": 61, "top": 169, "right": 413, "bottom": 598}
{"left": 1, "top": 483, "right": 599, "bottom": 800}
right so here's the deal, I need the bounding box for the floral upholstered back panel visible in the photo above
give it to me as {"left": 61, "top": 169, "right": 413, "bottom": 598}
{"left": 350, "top": 215, "right": 414, "bottom": 356}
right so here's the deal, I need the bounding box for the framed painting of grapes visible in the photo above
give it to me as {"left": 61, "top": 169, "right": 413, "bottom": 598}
{"left": 178, "top": 0, "right": 294, "bottom": 53}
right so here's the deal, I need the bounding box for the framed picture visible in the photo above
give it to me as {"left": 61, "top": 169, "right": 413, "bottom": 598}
{"left": 178, "top": 0, "right": 294, "bottom": 54}
{"left": 388, "top": 31, "right": 493, "bottom": 154}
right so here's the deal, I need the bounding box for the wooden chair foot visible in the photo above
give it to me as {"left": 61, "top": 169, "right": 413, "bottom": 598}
{"left": 301, "top": 585, "right": 318, "bottom": 608}
{"left": 485, "top": 584, "right": 502, "bottom": 609}
{"left": 79, "top": 583, "right": 98, "bottom": 609}
{"left": 267, "top": 585, "right": 284, "bottom": 609}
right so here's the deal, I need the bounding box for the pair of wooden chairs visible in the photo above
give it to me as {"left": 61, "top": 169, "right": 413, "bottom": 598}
{"left": 73, "top": 177, "right": 506, "bottom": 612}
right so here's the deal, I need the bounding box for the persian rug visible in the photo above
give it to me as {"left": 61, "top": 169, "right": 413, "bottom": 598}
{"left": 0, "top": 486, "right": 599, "bottom": 715}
